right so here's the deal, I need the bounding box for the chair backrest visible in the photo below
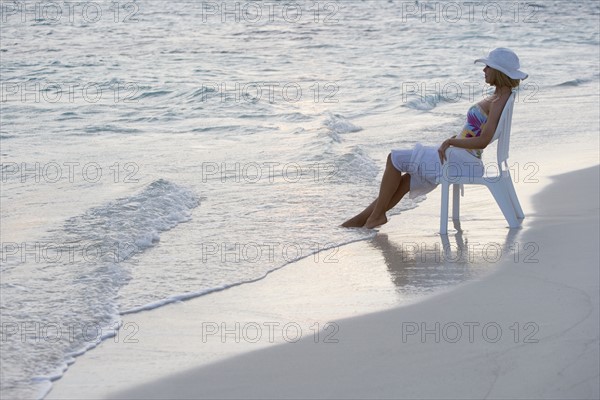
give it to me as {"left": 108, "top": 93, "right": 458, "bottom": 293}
{"left": 490, "top": 91, "right": 516, "bottom": 167}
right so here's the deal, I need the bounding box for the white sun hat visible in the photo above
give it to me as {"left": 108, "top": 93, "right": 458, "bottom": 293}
{"left": 474, "top": 48, "right": 528, "bottom": 80}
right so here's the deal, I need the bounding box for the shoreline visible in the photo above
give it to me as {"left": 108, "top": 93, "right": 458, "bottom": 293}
{"left": 112, "top": 164, "right": 600, "bottom": 399}
{"left": 46, "top": 145, "right": 599, "bottom": 399}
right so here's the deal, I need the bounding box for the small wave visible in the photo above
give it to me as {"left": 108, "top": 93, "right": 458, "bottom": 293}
{"left": 188, "top": 86, "right": 217, "bottom": 100}
{"left": 1, "top": 179, "right": 200, "bottom": 399}
{"left": 82, "top": 125, "right": 141, "bottom": 135}
{"left": 322, "top": 113, "right": 363, "bottom": 134}
{"left": 331, "top": 146, "right": 380, "bottom": 185}
{"left": 190, "top": 125, "right": 244, "bottom": 134}
{"left": 402, "top": 94, "right": 444, "bottom": 111}
{"left": 131, "top": 90, "right": 173, "bottom": 100}
{"left": 98, "top": 77, "right": 130, "bottom": 88}
{"left": 63, "top": 179, "right": 199, "bottom": 255}
{"left": 319, "top": 129, "right": 342, "bottom": 143}
{"left": 528, "top": 2, "right": 547, "bottom": 8}
{"left": 282, "top": 112, "right": 313, "bottom": 122}
{"left": 56, "top": 111, "right": 82, "bottom": 121}
{"left": 556, "top": 78, "right": 589, "bottom": 87}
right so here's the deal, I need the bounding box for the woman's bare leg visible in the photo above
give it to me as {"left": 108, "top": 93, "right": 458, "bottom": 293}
{"left": 341, "top": 173, "right": 411, "bottom": 228}
{"left": 342, "top": 151, "right": 412, "bottom": 228}
{"left": 388, "top": 172, "right": 411, "bottom": 211}
{"left": 364, "top": 154, "right": 406, "bottom": 229}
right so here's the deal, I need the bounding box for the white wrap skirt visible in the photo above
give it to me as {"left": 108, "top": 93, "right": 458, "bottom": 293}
{"left": 390, "top": 143, "right": 484, "bottom": 198}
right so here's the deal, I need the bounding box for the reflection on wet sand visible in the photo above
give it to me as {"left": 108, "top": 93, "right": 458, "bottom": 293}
{"left": 369, "top": 228, "right": 521, "bottom": 296}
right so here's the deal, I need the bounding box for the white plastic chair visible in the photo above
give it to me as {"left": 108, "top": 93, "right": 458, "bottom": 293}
{"left": 438, "top": 92, "right": 524, "bottom": 234}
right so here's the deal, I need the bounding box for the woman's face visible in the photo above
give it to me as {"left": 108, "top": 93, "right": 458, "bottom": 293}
{"left": 483, "top": 65, "right": 493, "bottom": 84}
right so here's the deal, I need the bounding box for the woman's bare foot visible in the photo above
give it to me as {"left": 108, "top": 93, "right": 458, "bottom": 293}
{"left": 341, "top": 214, "right": 368, "bottom": 228}
{"left": 342, "top": 203, "right": 377, "bottom": 228}
{"left": 364, "top": 214, "right": 388, "bottom": 229}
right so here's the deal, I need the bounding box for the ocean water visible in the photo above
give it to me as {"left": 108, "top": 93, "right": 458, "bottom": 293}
{"left": 1, "top": 0, "right": 599, "bottom": 398}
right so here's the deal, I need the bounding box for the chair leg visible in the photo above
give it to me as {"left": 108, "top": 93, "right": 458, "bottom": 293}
{"left": 452, "top": 184, "right": 462, "bottom": 232}
{"left": 487, "top": 183, "right": 520, "bottom": 228}
{"left": 452, "top": 184, "right": 460, "bottom": 222}
{"left": 504, "top": 177, "right": 525, "bottom": 221}
{"left": 440, "top": 181, "right": 450, "bottom": 234}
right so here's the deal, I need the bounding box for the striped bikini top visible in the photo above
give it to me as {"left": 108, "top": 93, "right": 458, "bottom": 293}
{"left": 460, "top": 104, "right": 488, "bottom": 158}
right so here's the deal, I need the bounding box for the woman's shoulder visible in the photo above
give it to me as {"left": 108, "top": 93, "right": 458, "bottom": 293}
{"left": 480, "top": 90, "right": 511, "bottom": 115}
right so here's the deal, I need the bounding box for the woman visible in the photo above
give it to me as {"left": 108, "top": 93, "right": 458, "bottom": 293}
{"left": 342, "top": 48, "right": 528, "bottom": 229}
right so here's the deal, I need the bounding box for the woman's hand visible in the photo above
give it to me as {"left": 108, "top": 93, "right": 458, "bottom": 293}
{"left": 438, "top": 139, "right": 451, "bottom": 163}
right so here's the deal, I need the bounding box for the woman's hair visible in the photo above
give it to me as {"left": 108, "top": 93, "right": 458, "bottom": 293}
{"left": 489, "top": 68, "right": 520, "bottom": 88}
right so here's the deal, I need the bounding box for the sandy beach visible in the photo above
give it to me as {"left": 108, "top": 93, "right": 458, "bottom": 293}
{"left": 46, "top": 145, "right": 599, "bottom": 399}
{"left": 4, "top": 1, "right": 600, "bottom": 398}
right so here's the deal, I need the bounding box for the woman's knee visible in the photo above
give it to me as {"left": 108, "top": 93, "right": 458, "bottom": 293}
{"left": 386, "top": 153, "right": 400, "bottom": 171}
